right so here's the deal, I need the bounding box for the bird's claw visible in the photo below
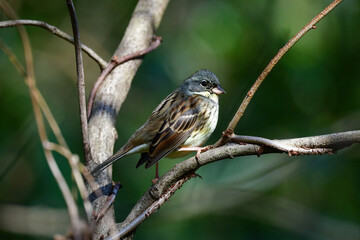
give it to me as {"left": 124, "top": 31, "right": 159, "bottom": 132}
{"left": 195, "top": 145, "right": 212, "bottom": 160}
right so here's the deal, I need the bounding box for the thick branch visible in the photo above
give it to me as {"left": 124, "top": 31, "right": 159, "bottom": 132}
{"left": 115, "top": 130, "right": 360, "bottom": 237}
{"left": 86, "top": 0, "right": 169, "bottom": 239}
{"left": 0, "top": 19, "right": 107, "bottom": 68}
{"left": 108, "top": 175, "right": 193, "bottom": 240}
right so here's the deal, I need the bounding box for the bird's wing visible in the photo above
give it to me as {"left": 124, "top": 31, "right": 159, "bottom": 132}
{"left": 137, "top": 97, "right": 200, "bottom": 168}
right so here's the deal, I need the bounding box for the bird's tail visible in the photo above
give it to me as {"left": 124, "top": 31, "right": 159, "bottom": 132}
{"left": 91, "top": 150, "right": 127, "bottom": 177}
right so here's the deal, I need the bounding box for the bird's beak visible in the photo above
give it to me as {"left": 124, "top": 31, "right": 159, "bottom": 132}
{"left": 212, "top": 85, "right": 226, "bottom": 95}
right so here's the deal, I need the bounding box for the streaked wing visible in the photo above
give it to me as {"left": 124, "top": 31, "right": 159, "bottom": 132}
{"left": 141, "top": 97, "right": 200, "bottom": 168}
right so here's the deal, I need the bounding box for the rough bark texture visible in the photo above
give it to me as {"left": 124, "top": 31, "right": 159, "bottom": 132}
{"left": 115, "top": 130, "right": 360, "bottom": 237}
{"left": 87, "top": 0, "right": 169, "bottom": 238}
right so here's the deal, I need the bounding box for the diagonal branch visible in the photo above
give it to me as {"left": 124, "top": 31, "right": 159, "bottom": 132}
{"left": 0, "top": 19, "right": 107, "bottom": 69}
{"left": 216, "top": 0, "right": 344, "bottom": 146}
{"left": 115, "top": 130, "right": 360, "bottom": 236}
{"left": 0, "top": 0, "right": 82, "bottom": 238}
{"left": 0, "top": 38, "right": 26, "bottom": 76}
{"left": 109, "top": 174, "right": 194, "bottom": 240}
{"left": 87, "top": 36, "right": 162, "bottom": 119}
{"left": 0, "top": 15, "right": 96, "bottom": 225}
{"left": 43, "top": 141, "right": 93, "bottom": 221}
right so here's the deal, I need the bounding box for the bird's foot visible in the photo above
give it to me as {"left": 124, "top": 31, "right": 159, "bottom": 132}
{"left": 195, "top": 145, "right": 212, "bottom": 160}
{"left": 151, "top": 178, "right": 159, "bottom": 184}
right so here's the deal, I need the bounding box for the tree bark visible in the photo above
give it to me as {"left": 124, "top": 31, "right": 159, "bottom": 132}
{"left": 86, "top": 0, "right": 169, "bottom": 238}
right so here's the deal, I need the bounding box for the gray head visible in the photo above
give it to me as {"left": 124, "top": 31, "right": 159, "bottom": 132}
{"left": 180, "top": 69, "right": 226, "bottom": 96}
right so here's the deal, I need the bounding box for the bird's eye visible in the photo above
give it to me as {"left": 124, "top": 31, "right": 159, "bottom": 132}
{"left": 201, "top": 80, "right": 208, "bottom": 86}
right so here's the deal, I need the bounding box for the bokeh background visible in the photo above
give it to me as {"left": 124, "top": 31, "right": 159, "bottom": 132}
{"left": 0, "top": 0, "right": 359, "bottom": 239}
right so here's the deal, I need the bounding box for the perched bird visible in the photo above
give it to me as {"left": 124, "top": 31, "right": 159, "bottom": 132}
{"left": 91, "top": 69, "right": 225, "bottom": 177}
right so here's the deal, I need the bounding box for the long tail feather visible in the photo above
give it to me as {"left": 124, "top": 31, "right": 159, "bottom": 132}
{"left": 91, "top": 152, "right": 126, "bottom": 177}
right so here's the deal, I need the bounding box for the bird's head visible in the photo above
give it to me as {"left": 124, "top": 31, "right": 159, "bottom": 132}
{"left": 181, "top": 69, "right": 226, "bottom": 98}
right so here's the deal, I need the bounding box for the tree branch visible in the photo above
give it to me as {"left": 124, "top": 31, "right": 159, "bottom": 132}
{"left": 109, "top": 174, "right": 194, "bottom": 240}
{"left": 115, "top": 130, "right": 360, "bottom": 236}
{"left": 86, "top": 0, "right": 170, "bottom": 238}
{"left": 43, "top": 141, "right": 93, "bottom": 222}
{"left": 0, "top": 38, "right": 26, "bottom": 76}
{"left": 87, "top": 36, "right": 162, "bottom": 119}
{"left": 216, "top": 0, "right": 344, "bottom": 146}
{"left": 0, "top": 1, "right": 82, "bottom": 238}
{"left": 0, "top": 19, "right": 107, "bottom": 69}
{"left": 0, "top": 31, "right": 69, "bottom": 149}
{"left": 66, "top": 0, "right": 92, "bottom": 165}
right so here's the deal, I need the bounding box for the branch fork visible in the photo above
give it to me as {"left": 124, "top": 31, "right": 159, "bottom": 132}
{"left": 87, "top": 36, "right": 163, "bottom": 119}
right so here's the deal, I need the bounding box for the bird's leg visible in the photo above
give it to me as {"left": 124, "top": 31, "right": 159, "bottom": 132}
{"left": 155, "top": 162, "right": 159, "bottom": 179}
{"left": 177, "top": 145, "right": 212, "bottom": 160}
{"left": 151, "top": 163, "right": 160, "bottom": 184}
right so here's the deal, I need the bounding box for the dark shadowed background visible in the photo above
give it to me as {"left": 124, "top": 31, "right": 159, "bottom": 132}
{"left": 0, "top": 0, "right": 359, "bottom": 239}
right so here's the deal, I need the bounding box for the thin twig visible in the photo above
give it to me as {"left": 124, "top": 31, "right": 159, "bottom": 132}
{"left": 0, "top": 36, "right": 69, "bottom": 148}
{"left": 87, "top": 36, "right": 162, "bottom": 119}
{"left": 0, "top": 1, "right": 82, "bottom": 238}
{"left": 216, "top": 0, "right": 344, "bottom": 147}
{"left": 94, "top": 182, "right": 122, "bottom": 222}
{"left": 0, "top": 18, "right": 99, "bottom": 227}
{"left": 66, "top": 0, "right": 92, "bottom": 164}
{"left": 80, "top": 163, "right": 102, "bottom": 197}
{"left": 0, "top": 37, "right": 26, "bottom": 76}
{"left": 0, "top": 19, "right": 107, "bottom": 69}
{"left": 110, "top": 174, "right": 194, "bottom": 240}
{"left": 33, "top": 89, "right": 68, "bottom": 148}
{"left": 43, "top": 141, "right": 93, "bottom": 222}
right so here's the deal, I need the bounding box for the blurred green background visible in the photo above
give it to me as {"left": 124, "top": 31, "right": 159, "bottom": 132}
{"left": 0, "top": 0, "right": 359, "bottom": 239}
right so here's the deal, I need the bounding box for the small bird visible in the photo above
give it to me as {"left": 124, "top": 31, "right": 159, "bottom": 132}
{"left": 91, "top": 69, "right": 225, "bottom": 177}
